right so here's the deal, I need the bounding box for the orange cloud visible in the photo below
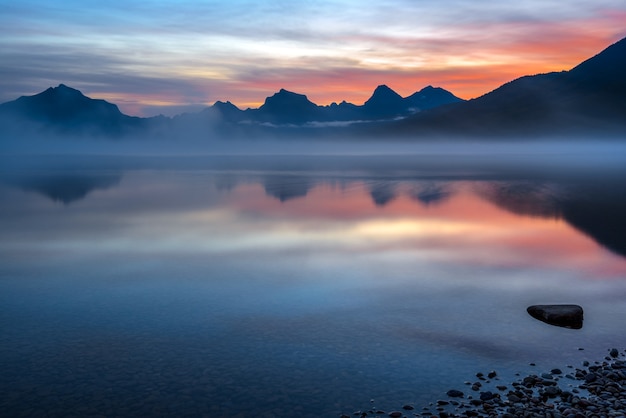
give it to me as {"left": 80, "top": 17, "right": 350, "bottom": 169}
{"left": 220, "top": 15, "right": 626, "bottom": 109}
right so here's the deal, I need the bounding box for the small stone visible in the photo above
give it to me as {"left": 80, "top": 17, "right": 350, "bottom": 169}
{"left": 507, "top": 394, "right": 522, "bottom": 403}
{"left": 551, "top": 369, "right": 563, "bottom": 375}
{"left": 479, "top": 391, "right": 495, "bottom": 401}
{"left": 388, "top": 412, "right": 402, "bottom": 418}
{"left": 402, "top": 404, "right": 414, "bottom": 410}
{"left": 446, "top": 389, "right": 464, "bottom": 398}
{"left": 584, "top": 373, "right": 597, "bottom": 383}
{"left": 610, "top": 348, "right": 619, "bottom": 358}
{"left": 544, "top": 386, "right": 561, "bottom": 397}
{"left": 487, "top": 371, "right": 497, "bottom": 379}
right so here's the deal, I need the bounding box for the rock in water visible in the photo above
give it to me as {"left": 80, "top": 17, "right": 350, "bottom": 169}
{"left": 527, "top": 304, "right": 583, "bottom": 329}
{"left": 446, "top": 389, "right": 464, "bottom": 398}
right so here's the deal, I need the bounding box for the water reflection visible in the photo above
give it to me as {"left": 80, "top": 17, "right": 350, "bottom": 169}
{"left": 480, "top": 180, "right": 626, "bottom": 258}
{"left": 407, "top": 182, "right": 453, "bottom": 206}
{"left": 262, "top": 175, "right": 312, "bottom": 202}
{"left": 368, "top": 181, "right": 398, "bottom": 206}
{"left": 1, "top": 161, "right": 626, "bottom": 259}
{"left": 4, "top": 172, "right": 122, "bottom": 204}
{"left": 1, "top": 155, "right": 626, "bottom": 417}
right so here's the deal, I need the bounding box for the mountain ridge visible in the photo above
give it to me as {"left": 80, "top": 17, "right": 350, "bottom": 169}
{"left": 0, "top": 83, "right": 463, "bottom": 136}
{"left": 1, "top": 36, "right": 625, "bottom": 139}
{"left": 393, "top": 36, "right": 626, "bottom": 137}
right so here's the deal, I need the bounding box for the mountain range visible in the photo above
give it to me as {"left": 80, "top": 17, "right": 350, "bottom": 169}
{"left": 1, "top": 36, "right": 625, "bottom": 139}
{"left": 0, "top": 82, "right": 462, "bottom": 138}
{"left": 393, "top": 36, "right": 626, "bottom": 137}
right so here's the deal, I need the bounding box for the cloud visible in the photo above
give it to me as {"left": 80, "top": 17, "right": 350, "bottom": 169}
{"left": 1, "top": 1, "right": 625, "bottom": 116}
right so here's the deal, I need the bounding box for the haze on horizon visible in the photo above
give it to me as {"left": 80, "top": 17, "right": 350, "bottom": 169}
{"left": 1, "top": 0, "right": 625, "bottom": 117}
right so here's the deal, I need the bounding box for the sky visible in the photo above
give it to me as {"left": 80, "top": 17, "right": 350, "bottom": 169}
{"left": 1, "top": 1, "right": 625, "bottom": 117}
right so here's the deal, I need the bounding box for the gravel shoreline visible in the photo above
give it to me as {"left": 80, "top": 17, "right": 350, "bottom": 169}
{"left": 344, "top": 348, "right": 626, "bottom": 418}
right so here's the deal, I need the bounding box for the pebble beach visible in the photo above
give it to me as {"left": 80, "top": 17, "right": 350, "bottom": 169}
{"left": 345, "top": 348, "right": 626, "bottom": 418}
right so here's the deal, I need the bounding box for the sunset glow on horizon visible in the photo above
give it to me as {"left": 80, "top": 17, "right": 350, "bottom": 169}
{"left": 1, "top": 1, "right": 625, "bottom": 116}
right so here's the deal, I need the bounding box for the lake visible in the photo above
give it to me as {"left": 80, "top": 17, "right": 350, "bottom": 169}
{"left": 1, "top": 152, "right": 626, "bottom": 417}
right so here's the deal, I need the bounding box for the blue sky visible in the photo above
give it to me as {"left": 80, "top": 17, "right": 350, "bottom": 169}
{"left": 1, "top": 0, "right": 625, "bottom": 116}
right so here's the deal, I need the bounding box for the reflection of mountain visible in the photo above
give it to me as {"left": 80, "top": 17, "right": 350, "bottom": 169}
{"left": 369, "top": 182, "right": 398, "bottom": 207}
{"left": 479, "top": 181, "right": 626, "bottom": 258}
{"left": 262, "top": 176, "right": 312, "bottom": 202}
{"left": 560, "top": 190, "right": 626, "bottom": 260}
{"left": 212, "top": 174, "right": 239, "bottom": 192}
{"left": 408, "top": 183, "right": 452, "bottom": 206}
{"left": 476, "top": 182, "right": 563, "bottom": 219}
{"left": 8, "top": 172, "right": 122, "bottom": 204}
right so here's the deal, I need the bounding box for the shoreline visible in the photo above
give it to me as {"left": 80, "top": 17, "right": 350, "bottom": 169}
{"left": 345, "top": 348, "right": 626, "bottom": 418}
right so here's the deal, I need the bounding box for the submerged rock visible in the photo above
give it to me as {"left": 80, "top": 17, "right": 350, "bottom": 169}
{"left": 527, "top": 304, "right": 583, "bottom": 329}
{"left": 446, "top": 389, "right": 464, "bottom": 398}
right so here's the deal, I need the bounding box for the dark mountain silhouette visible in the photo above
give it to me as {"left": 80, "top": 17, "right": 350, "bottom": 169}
{"left": 1, "top": 36, "right": 625, "bottom": 138}
{"left": 213, "top": 100, "right": 245, "bottom": 123}
{"left": 323, "top": 100, "right": 362, "bottom": 121}
{"left": 0, "top": 84, "right": 143, "bottom": 136}
{"left": 405, "top": 86, "right": 465, "bottom": 112}
{"left": 247, "top": 89, "right": 323, "bottom": 125}
{"left": 396, "top": 36, "right": 626, "bottom": 137}
{"left": 357, "top": 84, "right": 464, "bottom": 120}
{"left": 0, "top": 83, "right": 461, "bottom": 136}
{"left": 361, "top": 85, "right": 407, "bottom": 118}
{"left": 209, "top": 85, "right": 462, "bottom": 126}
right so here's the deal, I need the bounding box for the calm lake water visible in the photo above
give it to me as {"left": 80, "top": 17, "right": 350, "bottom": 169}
{"left": 1, "top": 153, "right": 626, "bottom": 417}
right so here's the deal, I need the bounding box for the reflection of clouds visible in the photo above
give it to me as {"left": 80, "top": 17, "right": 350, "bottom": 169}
{"left": 1, "top": 169, "right": 625, "bottom": 281}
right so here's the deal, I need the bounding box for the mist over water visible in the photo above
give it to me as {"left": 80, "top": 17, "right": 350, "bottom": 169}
{"left": 1, "top": 148, "right": 625, "bottom": 417}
